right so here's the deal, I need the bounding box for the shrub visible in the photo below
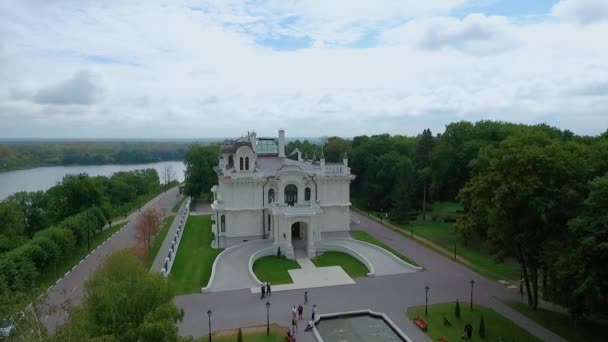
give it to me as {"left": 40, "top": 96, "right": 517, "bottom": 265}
{"left": 455, "top": 300, "right": 461, "bottom": 319}
{"left": 479, "top": 314, "right": 486, "bottom": 338}
{"left": 237, "top": 328, "right": 243, "bottom": 342}
{"left": 13, "top": 243, "right": 48, "bottom": 270}
{"left": 32, "top": 236, "right": 61, "bottom": 267}
{"left": 277, "top": 247, "right": 282, "bottom": 257}
{"left": 0, "top": 252, "right": 38, "bottom": 292}
{"left": 41, "top": 227, "right": 76, "bottom": 255}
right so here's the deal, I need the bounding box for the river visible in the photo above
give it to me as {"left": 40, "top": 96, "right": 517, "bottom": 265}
{"left": 0, "top": 161, "right": 186, "bottom": 200}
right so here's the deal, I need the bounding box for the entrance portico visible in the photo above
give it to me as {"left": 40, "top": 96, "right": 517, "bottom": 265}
{"left": 269, "top": 203, "right": 323, "bottom": 259}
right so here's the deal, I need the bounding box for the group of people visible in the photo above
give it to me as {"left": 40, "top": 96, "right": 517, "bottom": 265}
{"left": 286, "top": 291, "right": 317, "bottom": 342}
{"left": 260, "top": 282, "right": 271, "bottom": 298}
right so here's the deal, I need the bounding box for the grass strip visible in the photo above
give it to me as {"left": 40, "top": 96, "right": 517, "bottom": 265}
{"left": 312, "top": 251, "right": 369, "bottom": 277}
{"left": 351, "top": 230, "right": 419, "bottom": 266}
{"left": 146, "top": 215, "right": 176, "bottom": 268}
{"left": 169, "top": 215, "right": 221, "bottom": 294}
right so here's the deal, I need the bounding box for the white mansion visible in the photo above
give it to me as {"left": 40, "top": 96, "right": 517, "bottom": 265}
{"left": 210, "top": 130, "right": 355, "bottom": 259}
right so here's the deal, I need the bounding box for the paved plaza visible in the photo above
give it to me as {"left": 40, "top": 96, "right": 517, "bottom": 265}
{"left": 174, "top": 212, "right": 566, "bottom": 342}
{"left": 204, "top": 232, "right": 418, "bottom": 294}
{"left": 39, "top": 195, "right": 566, "bottom": 341}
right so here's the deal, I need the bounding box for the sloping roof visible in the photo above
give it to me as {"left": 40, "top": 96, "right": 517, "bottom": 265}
{"left": 256, "top": 156, "right": 322, "bottom": 176}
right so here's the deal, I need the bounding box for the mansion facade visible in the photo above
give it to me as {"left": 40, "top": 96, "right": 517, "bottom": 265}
{"left": 210, "top": 129, "right": 355, "bottom": 259}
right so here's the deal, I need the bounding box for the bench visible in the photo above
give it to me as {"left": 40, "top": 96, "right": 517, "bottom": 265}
{"left": 414, "top": 317, "right": 428, "bottom": 331}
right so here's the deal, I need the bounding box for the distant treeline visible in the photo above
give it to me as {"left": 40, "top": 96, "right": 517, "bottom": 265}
{"left": 0, "top": 141, "right": 197, "bottom": 172}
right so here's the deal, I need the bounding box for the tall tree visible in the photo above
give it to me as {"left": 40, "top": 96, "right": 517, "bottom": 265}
{"left": 134, "top": 208, "right": 163, "bottom": 262}
{"left": 458, "top": 130, "right": 586, "bottom": 309}
{"left": 390, "top": 157, "right": 415, "bottom": 222}
{"left": 184, "top": 144, "right": 217, "bottom": 198}
{"left": 551, "top": 174, "right": 608, "bottom": 319}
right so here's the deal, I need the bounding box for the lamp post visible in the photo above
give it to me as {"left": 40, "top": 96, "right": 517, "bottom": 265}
{"left": 86, "top": 206, "right": 90, "bottom": 251}
{"left": 425, "top": 285, "right": 429, "bottom": 316}
{"left": 520, "top": 267, "right": 524, "bottom": 303}
{"left": 207, "top": 309, "right": 212, "bottom": 342}
{"left": 470, "top": 280, "right": 475, "bottom": 310}
{"left": 266, "top": 301, "right": 271, "bottom": 336}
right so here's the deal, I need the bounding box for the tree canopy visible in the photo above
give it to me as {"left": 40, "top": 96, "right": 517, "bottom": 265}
{"left": 55, "top": 251, "right": 184, "bottom": 342}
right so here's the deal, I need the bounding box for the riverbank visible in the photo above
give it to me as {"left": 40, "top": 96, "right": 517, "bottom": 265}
{"left": 0, "top": 161, "right": 186, "bottom": 200}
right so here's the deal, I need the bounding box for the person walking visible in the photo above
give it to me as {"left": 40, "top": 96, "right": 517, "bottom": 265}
{"left": 304, "top": 291, "right": 308, "bottom": 304}
{"left": 291, "top": 316, "right": 298, "bottom": 335}
{"left": 292, "top": 305, "right": 297, "bottom": 320}
{"left": 298, "top": 304, "right": 303, "bottom": 320}
{"left": 266, "top": 282, "right": 271, "bottom": 296}
{"left": 311, "top": 304, "right": 317, "bottom": 321}
{"left": 261, "top": 285, "right": 266, "bottom": 299}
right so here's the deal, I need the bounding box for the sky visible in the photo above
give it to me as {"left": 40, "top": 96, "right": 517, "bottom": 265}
{"left": 1, "top": 0, "right": 607, "bottom": 138}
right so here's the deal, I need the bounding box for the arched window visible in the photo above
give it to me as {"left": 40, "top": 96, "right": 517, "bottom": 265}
{"left": 305, "top": 187, "right": 311, "bottom": 201}
{"left": 284, "top": 184, "right": 298, "bottom": 206}
{"left": 245, "top": 157, "right": 249, "bottom": 170}
{"left": 239, "top": 157, "right": 244, "bottom": 170}
{"left": 268, "top": 189, "right": 275, "bottom": 203}
{"left": 220, "top": 215, "right": 226, "bottom": 233}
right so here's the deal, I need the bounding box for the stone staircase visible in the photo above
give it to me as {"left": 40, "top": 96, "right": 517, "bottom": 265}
{"left": 321, "top": 231, "right": 352, "bottom": 239}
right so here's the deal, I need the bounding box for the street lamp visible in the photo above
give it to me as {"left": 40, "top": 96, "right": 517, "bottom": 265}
{"left": 266, "top": 301, "right": 271, "bottom": 336}
{"left": 470, "top": 280, "right": 475, "bottom": 310}
{"left": 207, "top": 309, "right": 212, "bottom": 342}
{"left": 425, "top": 285, "right": 429, "bottom": 316}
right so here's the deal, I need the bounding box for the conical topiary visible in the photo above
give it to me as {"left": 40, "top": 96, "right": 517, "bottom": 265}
{"left": 455, "top": 300, "right": 461, "bottom": 319}
{"left": 479, "top": 314, "right": 486, "bottom": 339}
{"left": 277, "top": 247, "right": 282, "bottom": 257}
{"left": 237, "top": 328, "right": 243, "bottom": 342}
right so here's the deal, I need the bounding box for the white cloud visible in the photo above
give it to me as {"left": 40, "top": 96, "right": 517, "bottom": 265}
{"left": 552, "top": 0, "right": 608, "bottom": 25}
{"left": 0, "top": 1, "right": 607, "bottom": 138}
{"left": 34, "top": 70, "right": 105, "bottom": 105}
{"left": 383, "top": 14, "right": 517, "bottom": 55}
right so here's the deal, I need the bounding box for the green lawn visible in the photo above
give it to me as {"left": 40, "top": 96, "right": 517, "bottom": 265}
{"left": 36, "top": 222, "right": 128, "bottom": 292}
{"left": 146, "top": 215, "right": 175, "bottom": 268}
{"left": 506, "top": 301, "right": 606, "bottom": 342}
{"left": 172, "top": 195, "right": 187, "bottom": 213}
{"left": 194, "top": 325, "right": 287, "bottom": 342}
{"left": 169, "top": 215, "right": 221, "bottom": 294}
{"left": 353, "top": 200, "right": 520, "bottom": 283}
{"left": 407, "top": 302, "right": 540, "bottom": 342}
{"left": 351, "top": 230, "right": 419, "bottom": 266}
{"left": 252, "top": 256, "right": 300, "bottom": 285}
{"left": 407, "top": 219, "right": 520, "bottom": 282}
{"left": 312, "top": 251, "right": 369, "bottom": 277}
{"left": 430, "top": 201, "right": 463, "bottom": 213}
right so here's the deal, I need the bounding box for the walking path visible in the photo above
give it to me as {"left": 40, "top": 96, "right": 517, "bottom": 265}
{"left": 42, "top": 187, "right": 181, "bottom": 333}
{"left": 150, "top": 195, "right": 189, "bottom": 273}
{"left": 320, "top": 238, "right": 419, "bottom": 275}
{"left": 205, "top": 240, "right": 274, "bottom": 292}
{"left": 174, "top": 211, "right": 566, "bottom": 342}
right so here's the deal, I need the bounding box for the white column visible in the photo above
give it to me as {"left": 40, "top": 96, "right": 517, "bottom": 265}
{"left": 307, "top": 218, "right": 316, "bottom": 258}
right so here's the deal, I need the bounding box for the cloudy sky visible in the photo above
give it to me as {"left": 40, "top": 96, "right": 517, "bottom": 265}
{"left": 1, "top": 0, "right": 607, "bottom": 138}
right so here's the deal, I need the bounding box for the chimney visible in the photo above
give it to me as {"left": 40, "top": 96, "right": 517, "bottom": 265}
{"left": 278, "top": 129, "right": 285, "bottom": 157}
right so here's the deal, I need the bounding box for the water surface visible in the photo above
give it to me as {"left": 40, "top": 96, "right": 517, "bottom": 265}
{"left": 316, "top": 314, "right": 404, "bottom": 342}
{"left": 0, "top": 161, "right": 185, "bottom": 200}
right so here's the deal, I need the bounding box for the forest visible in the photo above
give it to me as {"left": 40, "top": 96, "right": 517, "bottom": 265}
{"left": 0, "top": 141, "right": 192, "bottom": 172}
{"left": 283, "top": 121, "right": 608, "bottom": 319}
{"left": 0, "top": 168, "right": 170, "bottom": 316}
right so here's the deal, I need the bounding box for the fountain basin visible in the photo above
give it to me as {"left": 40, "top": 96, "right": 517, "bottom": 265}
{"left": 312, "top": 309, "right": 413, "bottom": 342}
